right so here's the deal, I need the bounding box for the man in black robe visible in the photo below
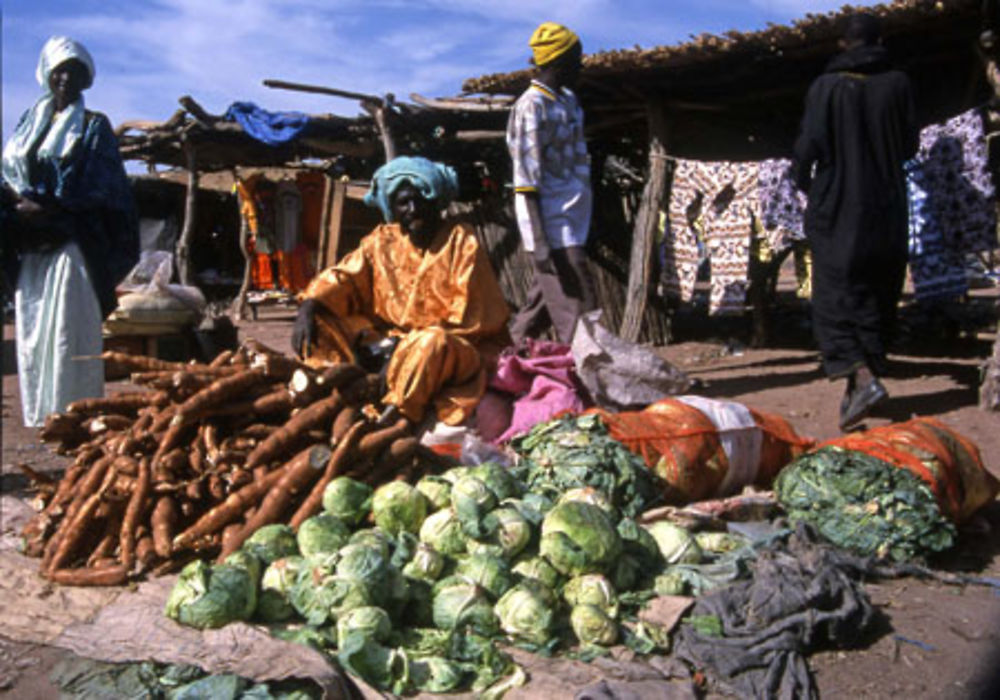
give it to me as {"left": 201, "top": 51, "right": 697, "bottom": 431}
{"left": 793, "top": 12, "right": 919, "bottom": 429}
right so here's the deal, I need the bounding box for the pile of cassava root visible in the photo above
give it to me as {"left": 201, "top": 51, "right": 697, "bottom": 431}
{"left": 20, "top": 340, "right": 451, "bottom": 586}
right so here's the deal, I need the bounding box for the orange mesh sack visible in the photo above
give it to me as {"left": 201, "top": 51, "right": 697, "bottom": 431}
{"left": 588, "top": 396, "right": 814, "bottom": 504}
{"left": 816, "top": 417, "right": 999, "bottom": 523}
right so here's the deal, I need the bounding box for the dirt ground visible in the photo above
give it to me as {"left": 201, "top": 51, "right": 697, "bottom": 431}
{"left": 2, "top": 282, "right": 1000, "bottom": 697}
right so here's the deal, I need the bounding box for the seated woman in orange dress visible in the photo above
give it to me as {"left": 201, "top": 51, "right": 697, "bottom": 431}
{"left": 291, "top": 156, "right": 510, "bottom": 426}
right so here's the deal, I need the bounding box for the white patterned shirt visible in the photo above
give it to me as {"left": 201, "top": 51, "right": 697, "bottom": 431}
{"left": 506, "top": 80, "right": 592, "bottom": 251}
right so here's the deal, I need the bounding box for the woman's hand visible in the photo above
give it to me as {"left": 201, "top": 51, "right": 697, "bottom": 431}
{"left": 292, "top": 298, "right": 317, "bottom": 358}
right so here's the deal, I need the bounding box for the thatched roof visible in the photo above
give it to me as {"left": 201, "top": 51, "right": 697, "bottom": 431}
{"left": 463, "top": 0, "right": 989, "bottom": 160}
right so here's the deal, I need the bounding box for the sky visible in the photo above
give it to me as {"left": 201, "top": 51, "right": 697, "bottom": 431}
{"left": 2, "top": 0, "right": 883, "bottom": 156}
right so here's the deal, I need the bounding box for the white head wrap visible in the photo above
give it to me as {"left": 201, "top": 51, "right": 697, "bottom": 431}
{"left": 2, "top": 37, "right": 95, "bottom": 192}
{"left": 36, "top": 36, "right": 95, "bottom": 90}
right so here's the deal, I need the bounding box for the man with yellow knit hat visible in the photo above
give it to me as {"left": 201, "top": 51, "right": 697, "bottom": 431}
{"left": 506, "top": 22, "right": 596, "bottom": 344}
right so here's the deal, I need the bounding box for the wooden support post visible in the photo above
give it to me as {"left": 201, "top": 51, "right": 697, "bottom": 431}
{"left": 321, "top": 181, "right": 347, "bottom": 269}
{"left": 371, "top": 104, "right": 396, "bottom": 162}
{"left": 176, "top": 142, "right": 199, "bottom": 287}
{"left": 619, "top": 100, "right": 669, "bottom": 343}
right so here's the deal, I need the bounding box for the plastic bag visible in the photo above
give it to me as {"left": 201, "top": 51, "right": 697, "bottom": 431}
{"left": 571, "top": 310, "right": 691, "bottom": 411}
{"left": 117, "top": 250, "right": 173, "bottom": 292}
{"left": 115, "top": 251, "right": 206, "bottom": 315}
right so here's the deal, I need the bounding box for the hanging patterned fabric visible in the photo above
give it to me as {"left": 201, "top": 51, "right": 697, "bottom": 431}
{"left": 664, "top": 159, "right": 759, "bottom": 315}
{"left": 757, "top": 158, "right": 807, "bottom": 254}
{"left": 907, "top": 107, "right": 997, "bottom": 302}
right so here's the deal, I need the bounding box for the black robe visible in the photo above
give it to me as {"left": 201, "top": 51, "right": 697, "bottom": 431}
{"left": 793, "top": 45, "right": 919, "bottom": 379}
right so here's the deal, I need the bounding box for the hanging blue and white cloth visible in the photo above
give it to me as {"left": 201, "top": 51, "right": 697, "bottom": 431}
{"left": 757, "top": 158, "right": 807, "bottom": 254}
{"left": 907, "top": 108, "right": 997, "bottom": 302}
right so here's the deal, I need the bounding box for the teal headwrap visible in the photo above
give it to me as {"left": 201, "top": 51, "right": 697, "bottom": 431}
{"left": 364, "top": 156, "right": 459, "bottom": 222}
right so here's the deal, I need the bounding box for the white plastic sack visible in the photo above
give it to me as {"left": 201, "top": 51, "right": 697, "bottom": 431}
{"left": 115, "top": 251, "right": 206, "bottom": 315}
{"left": 571, "top": 310, "right": 691, "bottom": 411}
{"left": 675, "top": 395, "right": 764, "bottom": 496}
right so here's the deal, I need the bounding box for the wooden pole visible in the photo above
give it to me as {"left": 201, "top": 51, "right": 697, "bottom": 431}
{"left": 176, "top": 141, "right": 199, "bottom": 287}
{"left": 364, "top": 99, "right": 397, "bottom": 162}
{"left": 263, "top": 79, "right": 381, "bottom": 105}
{"left": 410, "top": 93, "right": 513, "bottom": 112}
{"left": 619, "top": 100, "right": 669, "bottom": 343}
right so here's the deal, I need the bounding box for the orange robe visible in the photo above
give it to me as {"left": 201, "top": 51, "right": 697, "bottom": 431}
{"left": 301, "top": 218, "right": 510, "bottom": 425}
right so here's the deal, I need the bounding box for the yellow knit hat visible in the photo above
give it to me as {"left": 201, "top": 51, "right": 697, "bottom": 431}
{"left": 529, "top": 22, "right": 580, "bottom": 66}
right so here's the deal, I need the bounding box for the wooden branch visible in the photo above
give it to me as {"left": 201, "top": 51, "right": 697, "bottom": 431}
{"left": 263, "top": 79, "right": 381, "bottom": 105}
{"left": 176, "top": 142, "right": 199, "bottom": 287}
{"left": 179, "top": 95, "right": 220, "bottom": 127}
{"left": 620, "top": 99, "right": 669, "bottom": 343}
{"left": 410, "top": 93, "right": 513, "bottom": 112}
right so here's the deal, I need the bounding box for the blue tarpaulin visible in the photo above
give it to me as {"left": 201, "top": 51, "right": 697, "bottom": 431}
{"left": 223, "top": 101, "right": 310, "bottom": 146}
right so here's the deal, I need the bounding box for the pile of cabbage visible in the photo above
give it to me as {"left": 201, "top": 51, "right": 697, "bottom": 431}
{"left": 165, "top": 416, "right": 746, "bottom": 695}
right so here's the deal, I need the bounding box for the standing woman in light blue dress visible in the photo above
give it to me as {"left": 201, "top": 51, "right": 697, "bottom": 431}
{"left": 1, "top": 37, "right": 138, "bottom": 426}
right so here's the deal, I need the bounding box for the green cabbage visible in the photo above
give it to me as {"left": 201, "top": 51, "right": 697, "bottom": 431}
{"left": 440, "top": 466, "right": 471, "bottom": 484}
{"left": 348, "top": 528, "right": 393, "bottom": 560}
{"left": 336, "top": 543, "right": 390, "bottom": 603}
{"left": 408, "top": 656, "right": 465, "bottom": 693}
{"left": 557, "top": 487, "right": 616, "bottom": 518}
{"left": 401, "top": 543, "right": 445, "bottom": 582}
{"left": 337, "top": 632, "right": 404, "bottom": 692}
{"left": 223, "top": 550, "right": 263, "bottom": 583}
{"left": 336, "top": 605, "right": 392, "bottom": 649}
{"left": 617, "top": 518, "right": 663, "bottom": 567}
{"left": 653, "top": 570, "right": 688, "bottom": 596}
{"left": 432, "top": 577, "right": 499, "bottom": 636}
{"left": 451, "top": 477, "right": 497, "bottom": 538}
{"left": 419, "top": 509, "right": 467, "bottom": 557}
{"left": 694, "top": 531, "right": 749, "bottom": 555}
{"left": 563, "top": 574, "right": 618, "bottom": 617}
{"left": 323, "top": 477, "right": 373, "bottom": 526}
{"left": 372, "top": 481, "right": 428, "bottom": 536}
{"left": 502, "top": 494, "right": 552, "bottom": 526}
{"left": 455, "top": 553, "right": 513, "bottom": 600}
{"left": 242, "top": 524, "right": 299, "bottom": 565}
{"left": 296, "top": 513, "right": 350, "bottom": 557}
{"left": 481, "top": 506, "right": 532, "bottom": 559}
{"left": 539, "top": 502, "right": 622, "bottom": 576}
{"left": 165, "top": 560, "right": 257, "bottom": 629}
{"left": 288, "top": 564, "right": 371, "bottom": 626}
{"left": 643, "top": 521, "right": 703, "bottom": 565}
{"left": 512, "top": 555, "right": 562, "bottom": 590}
{"left": 257, "top": 556, "right": 306, "bottom": 623}
{"left": 570, "top": 604, "right": 618, "bottom": 646}
{"left": 495, "top": 584, "right": 555, "bottom": 646}
{"left": 416, "top": 475, "right": 452, "bottom": 511}
{"left": 467, "top": 462, "right": 522, "bottom": 500}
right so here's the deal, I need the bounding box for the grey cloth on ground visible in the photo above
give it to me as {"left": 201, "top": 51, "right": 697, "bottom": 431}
{"left": 575, "top": 678, "right": 697, "bottom": 700}
{"left": 571, "top": 310, "right": 692, "bottom": 410}
{"left": 673, "top": 525, "right": 878, "bottom": 700}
